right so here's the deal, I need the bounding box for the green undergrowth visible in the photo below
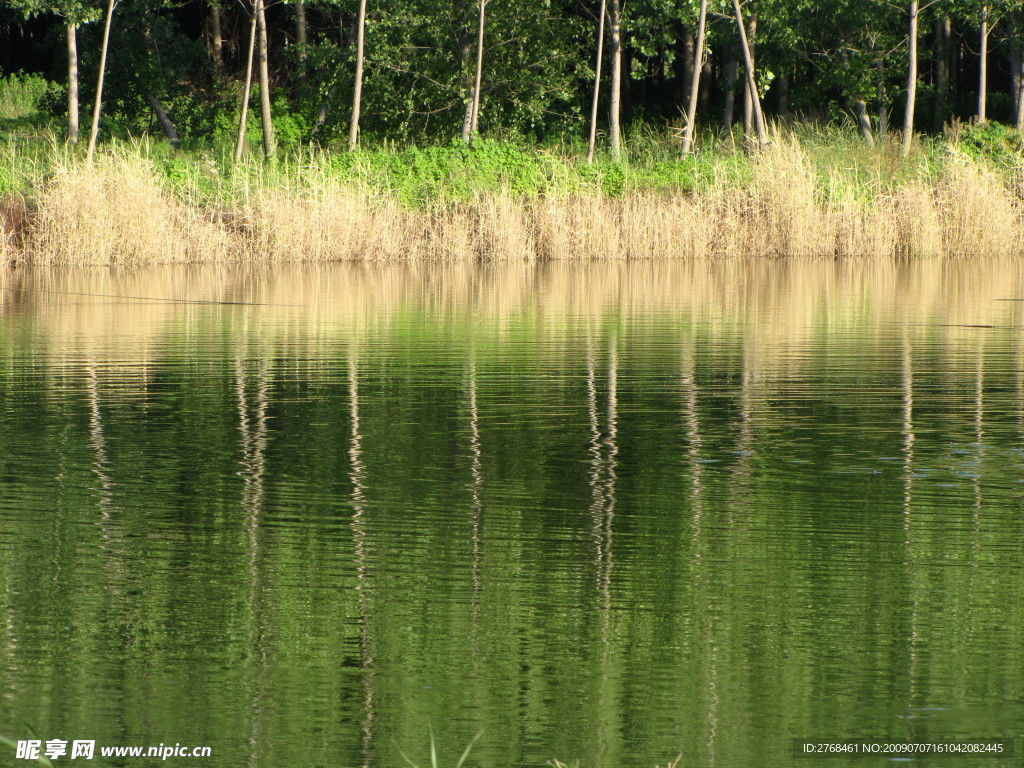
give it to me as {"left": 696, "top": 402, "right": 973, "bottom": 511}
{"left": 1, "top": 118, "right": 1022, "bottom": 212}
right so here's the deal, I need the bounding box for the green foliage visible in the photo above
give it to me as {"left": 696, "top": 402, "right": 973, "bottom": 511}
{"left": 0, "top": 72, "right": 55, "bottom": 119}
{"left": 323, "top": 138, "right": 601, "bottom": 206}
{"left": 955, "top": 120, "right": 1024, "bottom": 173}
{"left": 0, "top": 72, "right": 60, "bottom": 138}
{"left": 2, "top": 120, "right": 1021, "bottom": 215}
{"left": 397, "top": 729, "right": 482, "bottom": 768}
{"left": 270, "top": 94, "right": 311, "bottom": 150}
{"left": 343, "top": 0, "right": 589, "bottom": 141}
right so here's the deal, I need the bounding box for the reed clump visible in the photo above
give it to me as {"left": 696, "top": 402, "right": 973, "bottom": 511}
{"left": 4, "top": 133, "right": 1022, "bottom": 265}
{"left": 24, "top": 153, "right": 230, "bottom": 265}
{"left": 935, "top": 152, "right": 1023, "bottom": 258}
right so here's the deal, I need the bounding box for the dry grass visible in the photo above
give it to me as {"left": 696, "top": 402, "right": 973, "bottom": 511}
{"left": 241, "top": 185, "right": 428, "bottom": 262}
{"left": 6, "top": 139, "right": 1022, "bottom": 265}
{"left": 936, "top": 152, "right": 1023, "bottom": 258}
{"left": 22, "top": 155, "right": 231, "bottom": 264}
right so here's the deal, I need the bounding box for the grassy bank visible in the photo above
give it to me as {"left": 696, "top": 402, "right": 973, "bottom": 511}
{"left": 1, "top": 121, "right": 1023, "bottom": 264}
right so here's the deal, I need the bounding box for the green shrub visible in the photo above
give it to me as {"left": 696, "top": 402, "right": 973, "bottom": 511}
{"left": 0, "top": 72, "right": 55, "bottom": 120}
{"left": 956, "top": 120, "right": 1024, "bottom": 175}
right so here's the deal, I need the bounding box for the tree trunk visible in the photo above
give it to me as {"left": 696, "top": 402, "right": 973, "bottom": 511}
{"left": 931, "top": 15, "right": 949, "bottom": 132}
{"left": 679, "top": 26, "right": 695, "bottom": 110}
{"left": 877, "top": 61, "right": 889, "bottom": 135}
{"left": 853, "top": 99, "right": 875, "bottom": 146}
{"left": 1017, "top": 55, "right": 1024, "bottom": 131}
{"left": 86, "top": 0, "right": 117, "bottom": 161}
{"left": 609, "top": 0, "right": 622, "bottom": 160}
{"left": 742, "top": 13, "right": 756, "bottom": 140}
{"left": 461, "top": 92, "right": 474, "bottom": 142}
{"left": 296, "top": 0, "right": 307, "bottom": 48}
{"left": 723, "top": 53, "right": 737, "bottom": 130}
{"left": 621, "top": 44, "right": 633, "bottom": 123}
{"left": 348, "top": 0, "right": 367, "bottom": 150}
{"left": 731, "top": 0, "right": 766, "bottom": 146}
{"left": 457, "top": 0, "right": 474, "bottom": 143}
{"left": 312, "top": 84, "right": 337, "bottom": 137}
{"left": 699, "top": 57, "right": 712, "bottom": 113}
{"left": 978, "top": 0, "right": 988, "bottom": 123}
{"left": 1012, "top": 35, "right": 1020, "bottom": 127}
{"left": 1012, "top": 29, "right": 1024, "bottom": 130}
{"left": 681, "top": 0, "right": 708, "bottom": 154}
{"left": 902, "top": 0, "right": 919, "bottom": 157}
{"left": 777, "top": 70, "right": 790, "bottom": 118}
{"left": 840, "top": 49, "right": 874, "bottom": 146}
{"left": 146, "top": 92, "right": 180, "bottom": 148}
{"left": 255, "top": 0, "right": 275, "bottom": 158}
{"left": 462, "top": 0, "right": 486, "bottom": 142}
{"left": 234, "top": 6, "right": 257, "bottom": 162}
{"left": 295, "top": 0, "right": 307, "bottom": 77}
{"left": 67, "top": 23, "right": 79, "bottom": 144}
{"left": 208, "top": 2, "right": 224, "bottom": 70}
{"left": 470, "top": 0, "right": 486, "bottom": 137}
{"left": 586, "top": 0, "right": 607, "bottom": 164}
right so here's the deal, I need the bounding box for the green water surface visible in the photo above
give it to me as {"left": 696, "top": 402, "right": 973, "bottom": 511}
{"left": 0, "top": 260, "right": 1022, "bottom": 768}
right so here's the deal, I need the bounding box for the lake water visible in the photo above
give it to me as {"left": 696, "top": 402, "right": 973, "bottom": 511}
{"left": 1, "top": 259, "right": 1022, "bottom": 768}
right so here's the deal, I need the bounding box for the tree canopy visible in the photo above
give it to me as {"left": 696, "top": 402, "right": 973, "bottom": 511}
{"left": 2, "top": 0, "right": 1023, "bottom": 149}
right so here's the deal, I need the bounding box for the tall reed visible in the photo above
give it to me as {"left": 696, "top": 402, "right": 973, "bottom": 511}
{"left": 5, "top": 136, "right": 1022, "bottom": 265}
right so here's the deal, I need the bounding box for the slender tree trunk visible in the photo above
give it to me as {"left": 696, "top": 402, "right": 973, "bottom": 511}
{"left": 1017, "top": 63, "right": 1024, "bottom": 132}
{"left": 609, "top": 0, "right": 622, "bottom": 160}
{"left": 86, "top": 0, "right": 117, "bottom": 161}
{"left": 1012, "top": 29, "right": 1024, "bottom": 130}
{"left": 731, "top": 0, "right": 766, "bottom": 146}
{"left": 853, "top": 99, "right": 875, "bottom": 145}
{"left": 699, "top": 57, "right": 712, "bottom": 113}
{"left": 1013, "top": 35, "right": 1021, "bottom": 127}
{"left": 460, "top": 88, "right": 474, "bottom": 141}
{"left": 234, "top": 6, "right": 257, "bottom": 162}
{"left": 462, "top": 0, "right": 487, "bottom": 142}
{"left": 312, "top": 84, "right": 337, "bottom": 136}
{"left": 840, "top": 49, "right": 874, "bottom": 146}
{"left": 255, "top": 0, "right": 275, "bottom": 158}
{"left": 777, "top": 70, "right": 790, "bottom": 118}
{"left": 621, "top": 45, "right": 633, "bottom": 122}
{"left": 348, "top": 0, "right": 367, "bottom": 150}
{"left": 586, "top": 0, "right": 607, "bottom": 164}
{"left": 679, "top": 26, "right": 695, "bottom": 108}
{"left": 146, "top": 93, "right": 180, "bottom": 148}
{"left": 681, "top": 0, "right": 708, "bottom": 154}
{"left": 470, "top": 0, "right": 486, "bottom": 136}
{"left": 209, "top": 2, "right": 224, "bottom": 70}
{"left": 296, "top": 0, "right": 307, "bottom": 50}
{"left": 723, "top": 53, "right": 737, "bottom": 130}
{"left": 978, "top": 1, "right": 988, "bottom": 123}
{"left": 902, "top": 0, "right": 919, "bottom": 157}
{"left": 459, "top": 2, "right": 474, "bottom": 144}
{"left": 742, "top": 81, "right": 752, "bottom": 136}
{"left": 877, "top": 61, "right": 889, "bottom": 135}
{"left": 66, "top": 22, "right": 79, "bottom": 144}
{"left": 294, "top": 0, "right": 307, "bottom": 80}
{"left": 931, "top": 15, "right": 949, "bottom": 132}
{"left": 1018, "top": 70, "right": 1024, "bottom": 133}
{"left": 742, "top": 14, "right": 756, "bottom": 140}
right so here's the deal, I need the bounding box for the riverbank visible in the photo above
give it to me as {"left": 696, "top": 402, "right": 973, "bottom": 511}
{"left": 1, "top": 124, "right": 1022, "bottom": 264}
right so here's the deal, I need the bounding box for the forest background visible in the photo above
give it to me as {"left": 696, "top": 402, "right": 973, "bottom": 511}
{"left": 2, "top": 0, "right": 1024, "bottom": 263}
{"left": 3, "top": 0, "right": 1024, "bottom": 153}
